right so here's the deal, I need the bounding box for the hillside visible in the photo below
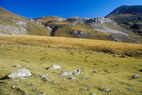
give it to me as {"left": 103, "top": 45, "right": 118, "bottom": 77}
{"left": 0, "top": 35, "right": 142, "bottom": 95}
{"left": 106, "top": 5, "right": 142, "bottom": 37}
{"left": 0, "top": 7, "right": 51, "bottom": 36}
{"left": 36, "top": 17, "right": 141, "bottom": 43}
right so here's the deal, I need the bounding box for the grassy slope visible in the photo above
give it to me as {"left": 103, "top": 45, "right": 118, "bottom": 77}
{"left": 52, "top": 24, "right": 111, "bottom": 40}
{"left": 35, "top": 16, "right": 65, "bottom": 23}
{"left": 0, "top": 36, "right": 142, "bottom": 95}
{"left": 0, "top": 7, "right": 51, "bottom": 36}
{"left": 0, "top": 35, "right": 142, "bottom": 56}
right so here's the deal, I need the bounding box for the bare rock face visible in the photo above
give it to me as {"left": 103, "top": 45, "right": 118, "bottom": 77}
{"left": 86, "top": 17, "right": 113, "bottom": 24}
{"left": 0, "top": 24, "right": 27, "bottom": 35}
{"left": 8, "top": 69, "right": 32, "bottom": 79}
{"left": 67, "top": 17, "right": 113, "bottom": 25}
{"left": 70, "top": 31, "right": 91, "bottom": 38}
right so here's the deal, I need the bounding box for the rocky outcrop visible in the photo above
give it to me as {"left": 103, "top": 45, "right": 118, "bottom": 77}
{"left": 70, "top": 30, "right": 91, "bottom": 38}
{"left": 86, "top": 17, "right": 113, "bottom": 24}
{"left": 67, "top": 17, "right": 114, "bottom": 25}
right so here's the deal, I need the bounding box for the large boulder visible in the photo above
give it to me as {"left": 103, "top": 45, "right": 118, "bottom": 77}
{"left": 8, "top": 69, "right": 32, "bottom": 79}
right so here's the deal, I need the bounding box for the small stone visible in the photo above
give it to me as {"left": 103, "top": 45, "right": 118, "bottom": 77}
{"left": 139, "top": 80, "right": 142, "bottom": 82}
{"left": 128, "top": 88, "right": 133, "bottom": 91}
{"left": 90, "top": 93, "right": 96, "bottom": 95}
{"left": 48, "top": 64, "right": 61, "bottom": 70}
{"left": 35, "top": 88, "right": 39, "bottom": 91}
{"left": 91, "top": 71, "right": 97, "bottom": 75}
{"left": 72, "top": 69, "right": 81, "bottom": 75}
{"left": 104, "top": 88, "right": 111, "bottom": 92}
{"left": 60, "top": 71, "right": 72, "bottom": 76}
{"left": 80, "top": 88, "right": 88, "bottom": 91}
{"left": 121, "top": 55, "right": 127, "bottom": 58}
{"left": 41, "top": 75, "right": 48, "bottom": 79}
{"left": 131, "top": 75, "right": 140, "bottom": 79}
{"left": 68, "top": 77, "right": 76, "bottom": 80}
{"left": 27, "top": 83, "right": 33, "bottom": 86}
{"left": 11, "top": 86, "right": 16, "bottom": 89}
{"left": 41, "top": 75, "right": 48, "bottom": 82}
{"left": 12, "top": 65, "right": 21, "bottom": 68}
{"left": 41, "top": 92, "right": 46, "bottom": 95}
{"left": 11, "top": 80, "right": 20, "bottom": 82}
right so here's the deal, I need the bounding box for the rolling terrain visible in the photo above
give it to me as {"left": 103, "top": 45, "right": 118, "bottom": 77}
{"left": 0, "top": 35, "right": 142, "bottom": 95}
{"left": 0, "top": 5, "right": 142, "bottom": 95}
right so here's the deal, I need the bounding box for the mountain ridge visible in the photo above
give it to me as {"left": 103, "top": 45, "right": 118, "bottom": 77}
{"left": 0, "top": 6, "right": 142, "bottom": 43}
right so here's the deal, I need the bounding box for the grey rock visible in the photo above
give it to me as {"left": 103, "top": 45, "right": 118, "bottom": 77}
{"left": 72, "top": 69, "right": 81, "bottom": 75}
{"left": 41, "top": 92, "right": 46, "bottom": 95}
{"left": 68, "top": 77, "right": 76, "bottom": 80}
{"left": 11, "top": 80, "right": 20, "bottom": 82}
{"left": 90, "top": 93, "right": 96, "bottom": 95}
{"left": 128, "top": 88, "right": 133, "bottom": 91}
{"left": 80, "top": 88, "right": 88, "bottom": 91}
{"left": 103, "top": 88, "right": 111, "bottom": 92}
{"left": 27, "top": 83, "right": 33, "bottom": 86}
{"left": 35, "top": 88, "right": 39, "bottom": 92}
{"left": 12, "top": 65, "right": 21, "bottom": 68}
{"left": 48, "top": 64, "right": 61, "bottom": 70}
{"left": 11, "top": 86, "right": 16, "bottom": 89}
{"left": 41, "top": 75, "right": 48, "bottom": 82}
{"left": 60, "top": 71, "right": 72, "bottom": 76}
{"left": 131, "top": 75, "right": 140, "bottom": 79}
{"left": 8, "top": 69, "right": 32, "bottom": 79}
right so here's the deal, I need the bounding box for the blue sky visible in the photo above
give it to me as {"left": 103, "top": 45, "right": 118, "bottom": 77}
{"left": 0, "top": 0, "right": 142, "bottom": 18}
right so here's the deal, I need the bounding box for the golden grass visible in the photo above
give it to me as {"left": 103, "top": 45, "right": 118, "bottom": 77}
{"left": 0, "top": 35, "right": 142, "bottom": 56}
{"left": 0, "top": 44, "right": 142, "bottom": 95}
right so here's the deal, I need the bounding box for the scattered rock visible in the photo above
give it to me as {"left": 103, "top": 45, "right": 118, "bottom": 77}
{"left": 72, "top": 69, "right": 81, "bottom": 75}
{"left": 41, "top": 75, "right": 48, "bottom": 82}
{"left": 90, "top": 93, "right": 96, "bottom": 95}
{"left": 11, "top": 80, "right": 20, "bottom": 82}
{"left": 12, "top": 65, "right": 21, "bottom": 68}
{"left": 60, "top": 71, "right": 72, "bottom": 76}
{"left": 35, "top": 88, "right": 39, "bottom": 92}
{"left": 99, "top": 88, "right": 111, "bottom": 92}
{"left": 41, "top": 92, "right": 46, "bottom": 95}
{"left": 47, "top": 64, "right": 61, "bottom": 70}
{"left": 80, "top": 88, "right": 88, "bottom": 91}
{"left": 27, "top": 83, "right": 33, "bottom": 86}
{"left": 121, "top": 55, "right": 127, "bottom": 58}
{"left": 68, "top": 77, "right": 76, "bottom": 80}
{"left": 8, "top": 69, "right": 32, "bottom": 79}
{"left": 91, "top": 71, "right": 97, "bottom": 75}
{"left": 104, "top": 88, "right": 111, "bottom": 92}
{"left": 128, "top": 88, "right": 133, "bottom": 91}
{"left": 131, "top": 75, "right": 140, "bottom": 79}
{"left": 11, "top": 86, "right": 16, "bottom": 89}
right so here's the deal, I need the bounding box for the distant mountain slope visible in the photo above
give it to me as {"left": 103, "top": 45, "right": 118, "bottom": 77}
{"left": 35, "top": 16, "right": 141, "bottom": 43}
{"left": 0, "top": 7, "right": 141, "bottom": 43}
{"left": 0, "top": 7, "right": 51, "bottom": 36}
{"left": 106, "top": 5, "right": 142, "bottom": 37}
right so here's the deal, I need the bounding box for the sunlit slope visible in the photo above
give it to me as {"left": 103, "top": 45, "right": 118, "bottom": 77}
{"left": 0, "top": 7, "right": 50, "bottom": 36}
{"left": 0, "top": 35, "right": 142, "bottom": 56}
